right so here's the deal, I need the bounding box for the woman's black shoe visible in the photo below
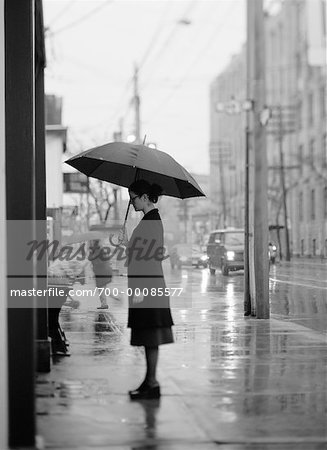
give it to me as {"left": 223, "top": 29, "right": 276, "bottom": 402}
{"left": 129, "top": 384, "right": 160, "bottom": 400}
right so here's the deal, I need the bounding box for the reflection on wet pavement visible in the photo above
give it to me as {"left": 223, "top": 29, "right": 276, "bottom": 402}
{"left": 37, "top": 264, "right": 327, "bottom": 449}
{"left": 269, "top": 262, "right": 327, "bottom": 333}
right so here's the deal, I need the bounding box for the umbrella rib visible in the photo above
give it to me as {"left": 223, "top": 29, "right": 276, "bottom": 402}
{"left": 66, "top": 144, "right": 205, "bottom": 198}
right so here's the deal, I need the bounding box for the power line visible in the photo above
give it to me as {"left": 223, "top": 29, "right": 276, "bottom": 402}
{"left": 48, "top": 0, "right": 115, "bottom": 36}
{"left": 138, "top": 1, "right": 173, "bottom": 71}
{"left": 105, "top": 3, "right": 174, "bottom": 135}
{"left": 47, "top": 0, "right": 77, "bottom": 27}
{"left": 144, "top": 0, "right": 239, "bottom": 123}
{"left": 140, "top": 0, "right": 199, "bottom": 89}
{"left": 106, "top": 2, "right": 197, "bottom": 138}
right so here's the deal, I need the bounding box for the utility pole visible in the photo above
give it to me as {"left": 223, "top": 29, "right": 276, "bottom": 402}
{"left": 247, "top": 0, "right": 269, "bottom": 318}
{"left": 244, "top": 123, "right": 251, "bottom": 314}
{"left": 218, "top": 142, "right": 227, "bottom": 228}
{"left": 215, "top": 99, "right": 253, "bottom": 314}
{"left": 267, "top": 105, "right": 296, "bottom": 261}
{"left": 133, "top": 64, "right": 141, "bottom": 144}
{"left": 277, "top": 105, "right": 291, "bottom": 261}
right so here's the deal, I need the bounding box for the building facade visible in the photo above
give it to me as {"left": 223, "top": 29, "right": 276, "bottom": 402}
{"left": 209, "top": 47, "right": 246, "bottom": 230}
{"left": 46, "top": 95, "right": 67, "bottom": 243}
{"left": 209, "top": 0, "right": 327, "bottom": 258}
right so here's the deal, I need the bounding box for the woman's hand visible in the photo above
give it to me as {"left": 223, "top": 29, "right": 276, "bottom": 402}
{"left": 118, "top": 227, "right": 129, "bottom": 246}
{"left": 132, "top": 295, "right": 144, "bottom": 304}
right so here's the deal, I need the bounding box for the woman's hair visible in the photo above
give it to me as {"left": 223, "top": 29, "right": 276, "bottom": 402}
{"left": 129, "top": 179, "right": 163, "bottom": 204}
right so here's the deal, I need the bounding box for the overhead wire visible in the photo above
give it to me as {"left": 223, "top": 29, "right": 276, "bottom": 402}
{"left": 106, "top": 2, "right": 173, "bottom": 130}
{"left": 139, "top": 5, "right": 218, "bottom": 95}
{"left": 140, "top": 0, "right": 199, "bottom": 89}
{"left": 47, "top": 0, "right": 77, "bottom": 27}
{"left": 47, "top": 0, "right": 115, "bottom": 36}
{"left": 138, "top": 1, "right": 173, "bottom": 71}
{"left": 144, "top": 0, "right": 240, "bottom": 124}
{"left": 105, "top": 1, "right": 181, "bottom": 138}
{"left": 60, "top": 0, "right": 199, "bottom": 140}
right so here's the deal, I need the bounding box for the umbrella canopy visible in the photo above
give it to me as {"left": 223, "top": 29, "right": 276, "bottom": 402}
{"left": 65, "top": 142, "right": 205, "bottom": 199}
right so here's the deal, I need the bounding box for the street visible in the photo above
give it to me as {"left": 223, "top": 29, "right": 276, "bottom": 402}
{"left": 36, "top": 261, "right": 327, "bottom": 449}
{"left": 168, "top": 260, "right": 327, "bottom": 334}
{"left": 269, "top": 261, "right": 327, "bottom": 334}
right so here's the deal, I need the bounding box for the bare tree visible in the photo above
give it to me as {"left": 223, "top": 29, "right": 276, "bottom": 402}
{"left": 88, "top": 180, "right": 116, "bottom": 224}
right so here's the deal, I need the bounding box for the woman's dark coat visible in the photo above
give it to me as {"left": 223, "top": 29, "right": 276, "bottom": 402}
{"left": 127, "top": 209, "right": 174, "bottom": 329}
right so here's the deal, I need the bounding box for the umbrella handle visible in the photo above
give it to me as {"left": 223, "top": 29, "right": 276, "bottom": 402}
{"left": 123, "top": 201, "right": 131, "bottom": 224}
{"left": 109, "top": 168, "right": 138, "bottom": 246}
{"left": 109, "top": 201, "right": 131, "bottom": 246}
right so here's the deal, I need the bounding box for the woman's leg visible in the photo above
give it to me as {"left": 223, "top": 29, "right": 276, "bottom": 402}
{"left": 144, "top": 346, "right": 159, "bottom": 386}
{"left": 97, "top": 283, "right": 108, "bottom": 308}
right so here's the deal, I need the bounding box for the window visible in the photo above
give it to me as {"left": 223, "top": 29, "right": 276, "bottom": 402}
{"left": 225, "top": 232, "right": 244, "bottom": 246}
{"left": 301, "top": 239, "right": 304, "bottom": 256}
{"left": 312, "top": 239, "right": 316, "bottom": 257}
{"left": 299, "top": 192, "right": 303, "bottom": 221}
{"left": 311, "top": 189, "right": 315, "bottom": 220}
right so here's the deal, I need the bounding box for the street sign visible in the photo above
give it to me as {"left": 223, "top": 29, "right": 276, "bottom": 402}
{"left": 63, "top": 172, "right": 88, "bottom": 193}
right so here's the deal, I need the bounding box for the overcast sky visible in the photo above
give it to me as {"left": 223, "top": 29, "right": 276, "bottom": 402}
{"left": 44, "top": 0, "right": 246, "bottom": 174}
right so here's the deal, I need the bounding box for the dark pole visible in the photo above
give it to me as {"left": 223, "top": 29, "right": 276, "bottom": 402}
{"left": 218, "top": 144, "right": 227, "bottom": 227}
{"left": 133, "top": 64, "right": 141, "bottom": 144}
{"left": 184, "top": 200, "right": 188, "bottom": 241}
{"left": 5, "top": 0, "right": 36, "bottom": 446}
{"left": 244, "top": 123, "right": 251, "bottom": 315}
{"left": 35, "top": 0, "right": 50, "bottom": 373}
{"left": 87, "top": 177, "right": 90, "bottom": 229}
{"left": 247, "top": 0, "right": 269, "bottom": 318}
{"left": 278, "top": 105, "right": 291, "bottom": 261}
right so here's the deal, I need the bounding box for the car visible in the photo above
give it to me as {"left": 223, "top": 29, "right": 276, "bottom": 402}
{"left": 206, "top": 229, "right": 244, "bottom": 276}
{"left": 170, "top": 244, "right": 208, "bottom": 269}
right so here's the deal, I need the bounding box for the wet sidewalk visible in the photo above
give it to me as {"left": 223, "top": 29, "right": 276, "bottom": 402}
{"left": 36, "top": 271, "right": 327, "bottom": 449}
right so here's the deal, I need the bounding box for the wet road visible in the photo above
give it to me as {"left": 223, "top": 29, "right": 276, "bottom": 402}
{"left": 170, "top": 260, "right": 326, "bottom": 334}
{"left": 269, "top": 261, "right": 327, "bottom": 333}
{"left": 37, "top": 261, "right": 327, "bottom": 449}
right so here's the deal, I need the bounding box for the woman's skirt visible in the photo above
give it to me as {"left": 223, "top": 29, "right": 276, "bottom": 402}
{"left": 131, "top": 327, "right": 174, "bottom": 347}
{"left": 95, "top": 276, "right": 111, "bottom": 288}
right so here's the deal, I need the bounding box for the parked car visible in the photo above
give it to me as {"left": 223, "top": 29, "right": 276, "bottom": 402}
{"left": 170, "top": 244, "right": 208, "bottom": 269}
{"left": 206, "top": 229, "right": 244, "bottom": 276}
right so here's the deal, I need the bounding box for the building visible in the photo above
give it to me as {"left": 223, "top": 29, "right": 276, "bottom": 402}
{"left": 282, "top": 0, "right": 327, "bottom": 257}
{"left": 209, "top": 47, "right": 246, "bottom": 230}
{"left": 209, "top": 0, "right": 327, "bottom": 258}
{"left": 46, "top": 95, "right": 67, "bottom": 243}
{"left": 158, "top": 173, "right": 210, "bottom": 246}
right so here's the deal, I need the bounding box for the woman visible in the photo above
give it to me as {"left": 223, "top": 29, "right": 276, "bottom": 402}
{"left": 89, "top": 239, "right": 112, "bottom": 309}
{"left": 124, "top": 179, "right": 174, "bottom": 400}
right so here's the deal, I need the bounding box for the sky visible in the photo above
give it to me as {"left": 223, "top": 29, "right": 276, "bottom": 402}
{"left": 44, "top": 0, "right": 246, "bottom": 175}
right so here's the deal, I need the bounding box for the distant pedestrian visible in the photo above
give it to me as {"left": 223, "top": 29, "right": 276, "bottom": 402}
{"left": 121, "top": 180, "right": 174, "bottom": 400}
{"left": 89, "top": 239, "right": 112, "bottom": 309}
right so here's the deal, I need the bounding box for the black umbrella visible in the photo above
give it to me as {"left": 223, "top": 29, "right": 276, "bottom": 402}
{"left": 65, "top": 141, "right": 205, "bottom": 199}
{"left": 65, "top": 141, "right": 206, "bottom": 237}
